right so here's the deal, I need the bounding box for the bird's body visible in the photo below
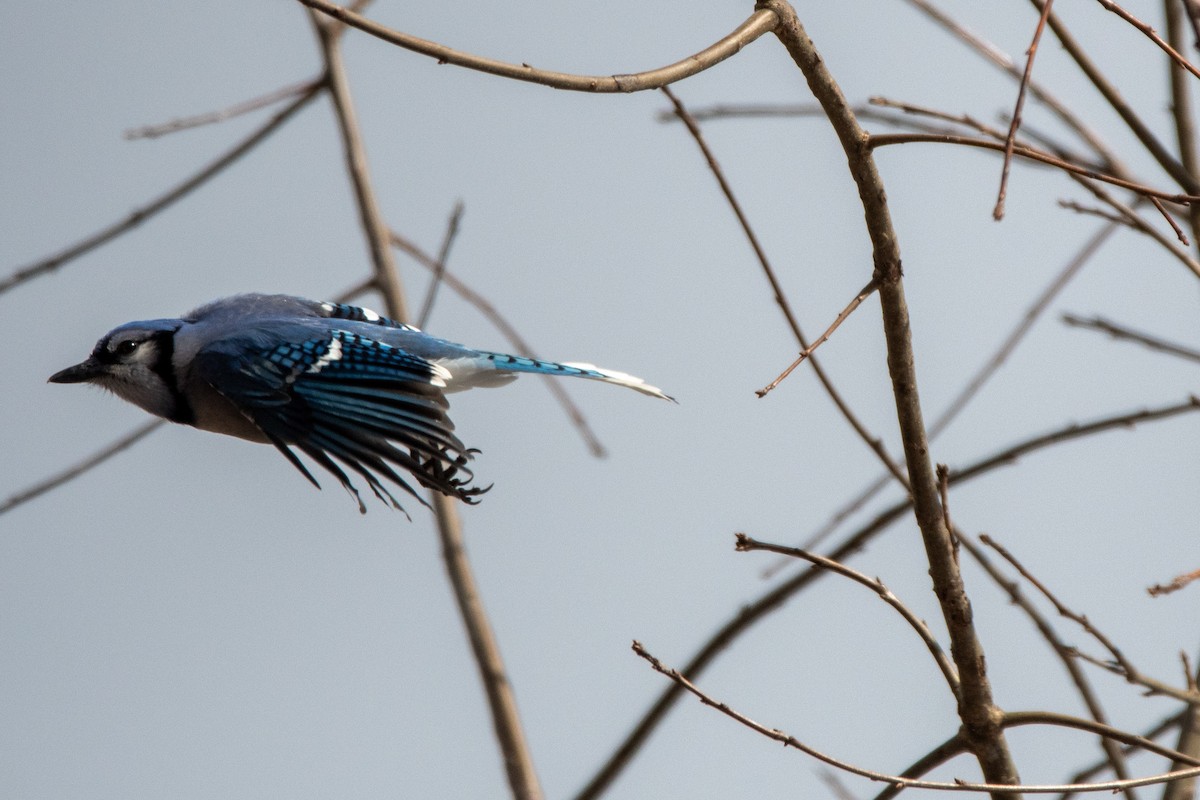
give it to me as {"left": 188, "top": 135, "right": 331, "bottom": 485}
{"left": 50, "top": 293, "right": 672, "bottom": 512}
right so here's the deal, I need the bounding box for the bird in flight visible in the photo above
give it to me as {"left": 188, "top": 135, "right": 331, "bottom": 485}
{"left": 50, "top": 293, "right": 672, "bottom": 513}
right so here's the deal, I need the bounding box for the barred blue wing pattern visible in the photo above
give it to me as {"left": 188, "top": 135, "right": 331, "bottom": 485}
{"left": 194, "top": 330, "right": 486, "bottom": 514}
{"left": 316, "top": 301, "right": 417, "bottom": 331}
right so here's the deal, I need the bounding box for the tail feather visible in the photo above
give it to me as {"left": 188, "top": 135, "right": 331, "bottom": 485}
{"left": 478, "top": 352, "right": 674, "bottom": 402}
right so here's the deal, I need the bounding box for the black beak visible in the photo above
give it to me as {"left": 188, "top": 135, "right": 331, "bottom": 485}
{"left": 48, "top": 358, "right": 103, "bottom": 384}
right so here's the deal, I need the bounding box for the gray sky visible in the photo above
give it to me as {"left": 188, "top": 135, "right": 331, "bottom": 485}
{"left": 3, "top": 2, "right": 1199, "bottom": 798}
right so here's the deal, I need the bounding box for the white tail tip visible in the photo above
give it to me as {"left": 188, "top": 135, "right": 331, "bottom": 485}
{"left": 560, "top": 362, "right": 676, "bottom": 402}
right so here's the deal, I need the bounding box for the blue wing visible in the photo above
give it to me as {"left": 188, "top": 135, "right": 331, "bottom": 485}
{"left": 194, "top": 329, "right": 487, "bottom": 514}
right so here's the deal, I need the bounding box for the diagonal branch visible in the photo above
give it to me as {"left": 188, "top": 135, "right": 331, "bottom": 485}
{"left": 390, "top": 230, "right": 609, "bottom": 458}
{"left": 995, "top": 0, "right": 1054, "bottom": 220}
{"left": 0, "top": 81, "right": 324, "bottom": 298}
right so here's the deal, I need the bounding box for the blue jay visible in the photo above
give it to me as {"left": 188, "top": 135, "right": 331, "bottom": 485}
{"left": 50, "top": 293, "right": 672, "bottom": 513}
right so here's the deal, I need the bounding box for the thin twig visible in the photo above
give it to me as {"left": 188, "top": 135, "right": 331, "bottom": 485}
{"left": 954, "top": 531, "right": 1140, "bottom": 800}
{"left": 416, "top": 200, "right": 464, "bottom": 330}
{"left": 0, "top": 421, "right": 164, "bottom": 517}
{"left": 735, "top": 533, "right": 961, "bottom": 700}
{"left": 659, "top": 85, "right": 908, "bottom": 489}
{"left": 391, "top": 230, "right": 608, "bottom": 458}
{"left": 764, "top": 221, "right": 1115, "bottom": 575}
{"left": 1063, "top": 711, "right": 1187, "bottom": 794}
{"left": 0, "top": 81, "right": 324, "bottom": 297}
{"left": 995, "top": 0, "right": 1054, "bottom": 220}
{"left": 630, "top": 640, "right": 1200, "bottom": 794}
{"left": 756, "top": 279, "right": 878, "bottom": 397}
{"left": 1166, "top": 0, "right": 1200, "bottom": 247}
{"left": 1148, "top": 568, "right": 1200, "bottom": 596}
{"left": 1029, "top": 0, "right": 1200, "bottom": 193}
{"left": 900, "top": 0, "right": 1125, "bottom": 174}
{"left": 980, "top": 533, "right": 1200, "bottom": 705}
{"left": 1062, "top": 314, "right": 1200, "bottom": 363}
{"left": 1067, "top": 178, "right": 1200, "bottom": 277}
{"left": 1094, "top": 0, "right": 1200, "bottom": 81}
{"left": 123, "top": 77, "right": 323, "bottom": 139}
{"left": 299, "top": 0, "right": 778, "bottom": 93}
{"left": 868, "top": 132, "right": 1200, "bottom": 205}
{"left": 310, "top": 14, "right": 542, "bottom": 799}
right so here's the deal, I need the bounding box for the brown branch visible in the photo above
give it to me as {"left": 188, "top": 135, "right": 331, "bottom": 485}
{"left": 1167, "top": 0, "right": 1200, "bottom": 247}
{"left": 0, "top": 80, "right": 324, "bottom": 297}
{"left": 1063, "top": 711, "right": 1188, "bottom": 794}
{"left": 659, "top": 85, "right": 908, "bottom": 489}
{"left": 980, "top": 533, "right": 1200, "bottom": 706}
{"left": 1029, "top": 0, "right": 1200, "bottom": 193}
{"left": 416, "top": 200, "right": 464, "bottom": 330}
{"left": 1149, "top": 568, "right": 1200, "bottom": 596}
{"left": 630, "top": 640, "right": 1200, "bottom": 794}
{"left": 955, "top": 532, "right": 1140, "bottom": 799}
{"left": 310, "top": 15, "right": 542, "bottom": 799}
{"left": 900, "top": 0, "right": 1125, "bottom": 174}
{"left": 756, "top": 279, "right": 879, "bottom": 397}
{"left": 123, "top": 76, "right": 323, "bottom": 139}
{"left": 1003, "top": 711, "right": 1200, "bottom": 767}
{"left": 0, "top": 420, "right": 164, "bottom": 517}
{"left": 577, "top": 397, "right": 1200, "bottom": 799}
{"left": 765, "top": 221, "right": 1114, "bottom": 575}
{"left": 1062, "top": 314, "right": 1200, "bottom": 364}
{"left": 298, "top": 0, "right": 778, "bottom": 92}
{"left": 1094, "top": 0, "right": 1200, "bottom": 81}
{"left": 868, "top": 133, "right": 1200, "bottom": 204}
{"left": 735, "top": 534, "right": 961, "bottom": 700}
{"left": 995, "top": 0, "right": 1055, "bottom": 220}
{"left": 390, "top": 230, "right": 608, "bottom": 458}
{"left": 764, "top": 2, "right": 1022, "bottom": 792}
{"left": 1066, "top": 178, "right": 1200, "bottom": 277}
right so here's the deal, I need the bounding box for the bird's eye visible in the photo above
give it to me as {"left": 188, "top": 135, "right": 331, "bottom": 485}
{"left": 113, "top": 340, "right": 140, "bottom": 357}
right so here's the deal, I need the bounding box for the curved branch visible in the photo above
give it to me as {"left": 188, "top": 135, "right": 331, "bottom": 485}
{"left": 735, "top": 534, "right": 961, "bottom": 702}
{"left": 298, "top": 0, "right": 777, "bottom": 92}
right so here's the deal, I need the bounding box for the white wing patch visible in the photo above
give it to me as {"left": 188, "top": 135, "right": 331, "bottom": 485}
{"left": 307, "top": 337, "right": 344, "bottom": 373}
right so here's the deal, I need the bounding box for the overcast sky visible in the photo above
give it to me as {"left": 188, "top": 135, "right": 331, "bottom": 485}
{"left": 3, "top": 2, "right": 1199, "bottom": 798}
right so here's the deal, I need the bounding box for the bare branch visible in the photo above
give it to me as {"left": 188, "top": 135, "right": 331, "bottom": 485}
{"left": 995, "top": 0, "right": 1055, "bottom": 220}
{"left": 900, "top": 0, "right": 1125, "bottom": 173}
{"left": 391, "top": 230, "right": 608, "bottom": 458}
{"left": 980, "top": 533, "right": 1200, "bottom": 705}
{"left": 631, "top": 640, "right": 1200, "bottom": 794}
{"left": 0, "top": 81, "right": 324, "bottom": 297}
{"left": 765, "top": 2, "right": 1022, "bottom": 790}
{"left": 0, "top": 421, "right": 164, "bottom": 517}
{"left": 868, "top": 133, "right": 1200, "bottom": 205}
{"left": 955, "top": 531, "right": 1141, "bottom": 799}
{"left": 310, "top": 14, "right": 542, "bottom": 799}
{"left": 1029, "top": 0, "right": 1200, "bottom": 193}
{"left": 1093, "top": 0, "right": 1200, "bottom": 81}
{"left": 416, "top": 200, "right": 464, "bottom": 330}
{"left": 756, "top": 279, "right": 878, "bottom": 397}
{"left": 659, "top": 85, "right": 908, "bottom": 489}
{"left": 123, "top": 76, "right": 323, "bottom": 139}
{"left": 1062, "top": 314, "right": 1200, "bottom": 364}
{"left": 298, "top": 0, "right": 778, "bottom": 93}
{"left": 735, "top": 533, "right": 961, "bottom": 700}
{"left": 1149, "top": 568, "right": 1200, "bottom": 596}
{"left": 576, "top": 397, "right": 1200, "bottom": 799}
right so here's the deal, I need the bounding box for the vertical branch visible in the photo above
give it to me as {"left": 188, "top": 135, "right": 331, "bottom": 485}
{"left": 309, "top": 15, "right": 543, "bottom": 800}
{"left": 994, "top": 0, "right": 1054, "bottom": 220}
{"left": 1166, "top": 0, "right": 1200, "bottom": 250}
{"left": 762, "top": 1, "right": 1023, "bottom": 796}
